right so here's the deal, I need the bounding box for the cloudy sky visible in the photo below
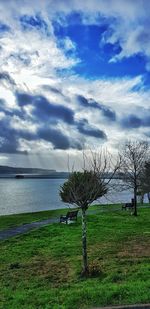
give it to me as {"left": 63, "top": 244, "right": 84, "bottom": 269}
{"left": 0, "top": 0, "right": 150, "bottom": 170}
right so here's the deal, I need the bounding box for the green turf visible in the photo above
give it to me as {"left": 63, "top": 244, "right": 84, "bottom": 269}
{"left": 0, "top": 209, "right": 67, "bottom": 231}
{"left": 0, "top": 203, "right": 120, "bottom": 231}
{"left": 0, "top": 207, "right": 150, "bottom": 309}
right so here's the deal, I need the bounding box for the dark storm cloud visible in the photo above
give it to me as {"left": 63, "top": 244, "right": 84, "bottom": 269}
{"left": 76, "top": 119, "right": 107, "bottom": 139}
{"left": 0, "top": 99, "right": 13, "bottom": 117}
{"left": 77, "top": 95, "right": 116, "bottom": 121}
{"left": 0, "top": 139, "right": 19, "bottom": 153}
{"left": 23, "top": 118, "right": 106, "bottom": 148}
{"left": 0, "top": 98, "right": 25, "bottom": 119}
{"left": 0, "top": 98, "right": 6, "bottom": 111}
{"left": 77, "top": 95, "right": 89, "bottom": 107}
{"left": 10, "top": 52, "right": 31, "bottom": 66}
{"left": 37, "top": 126, "right": 82, "bottom": 150}
{"left": 19, "top": 125, "right": 82, "bottom": 151}
{"left": 0, "top": 111, "right": 82, "bottom": 152}
{"left": 33, "top": 96, "right": 74, "bottom": 124}
{"left": 16, "top": 92, "right": 75, "bottom": 124}
{"left": 42, "top": 85, "right": 63, "bottom": 95}
{"left": 0, "top": 115, "right": 82, "bottom": 152}
{"left": 121, "top": 113, "right": 150, "bottom": 129}
{"left": 102, "top": 107, "right": 116, "bottom": 120}
{"left": 37, "top": 126, "right": 70, "bottom": 149}
{"left": 121, "top": 114, "right": 141, "bottom": 129}
{"left": 0, "top": 117, "right": 26, "bottom": 154}
{"left": 0, "top": 91, "right": 107, "bottom": 154}
{"left": 16, "top": 93, "right": 33, "bottom": 106}
{"left": 0, "top": 136, "right": 22, "bottom": 154}
{"left": 144, "top": 117, "right": 150, "bottom": 126}
{"left": 0, "top": 72, "right": 16, "bottom": 86}
{"left": 18, "top": 125, "right": 75, "bottom": 150}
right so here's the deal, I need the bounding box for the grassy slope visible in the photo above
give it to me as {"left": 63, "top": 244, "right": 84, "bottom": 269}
{"left": 0, "top": 207, "right": 150, "bottom": 309}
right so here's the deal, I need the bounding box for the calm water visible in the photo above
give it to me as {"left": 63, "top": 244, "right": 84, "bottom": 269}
{"left": 0, "top": 178, "right": 134, "bottom": 216}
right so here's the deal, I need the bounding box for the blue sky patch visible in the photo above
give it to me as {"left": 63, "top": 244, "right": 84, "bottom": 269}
{"left": 53, "top": 20, "right": 146, "bottom": 79}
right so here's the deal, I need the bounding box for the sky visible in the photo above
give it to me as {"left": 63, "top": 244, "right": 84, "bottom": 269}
{"left": 0, "top": 0, "right": 150, "bottom": 171}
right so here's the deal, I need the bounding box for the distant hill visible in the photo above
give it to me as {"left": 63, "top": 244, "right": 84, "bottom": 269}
{"left": 0, "top": 165, "right": 56, "bottom": 174}
{"left": 0, "top": 165, "right": 69, "bottom": 179}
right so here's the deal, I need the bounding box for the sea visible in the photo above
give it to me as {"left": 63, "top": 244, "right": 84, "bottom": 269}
{"left": 0, "top": 177, "right": 138, "bottom": 216}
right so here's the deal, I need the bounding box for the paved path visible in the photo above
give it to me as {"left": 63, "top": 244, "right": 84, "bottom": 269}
{"left": 0, "top": 217, "right": 58, "bottom": 241}
{"left": 94, "top": 304, "right": 150, "bottom": 309}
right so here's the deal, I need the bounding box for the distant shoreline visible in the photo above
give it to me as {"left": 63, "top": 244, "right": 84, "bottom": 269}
{"left": 0, "top": 174, "right": 69, "bottom": 179}
{"left": 0, "top": 173, "right": 122, "bottom": 180}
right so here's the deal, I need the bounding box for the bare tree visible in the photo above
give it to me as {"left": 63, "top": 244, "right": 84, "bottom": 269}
{"left": 120, "top": 140, "right": 149, "bottom": 216}
{"left": 139, "top": 161, "right": 150, "bottom": 204}
{"left": 60, "top": 149, "right": 121, "bottom": 276}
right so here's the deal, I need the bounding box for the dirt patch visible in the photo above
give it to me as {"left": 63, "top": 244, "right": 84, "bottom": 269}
{"left": 117, "top": 236, "right": 150, "bottom": 258}
{"left": 24, "top": 257, "right": 75, "bottom": 285}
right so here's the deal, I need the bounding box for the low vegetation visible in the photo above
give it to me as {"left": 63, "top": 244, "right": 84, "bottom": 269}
{"left": 0, "top": 206, "right": 150, "bottom": 309}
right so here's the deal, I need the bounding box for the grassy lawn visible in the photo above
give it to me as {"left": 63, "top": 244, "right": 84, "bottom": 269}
{"left": 0, "top": 209, "right": 66, "bottom": 231}
{"left": 0, "top": 207, "right": 150, "bottom": 308}
{"left": 0, "top": 203, "right": 120, "bottom": 231}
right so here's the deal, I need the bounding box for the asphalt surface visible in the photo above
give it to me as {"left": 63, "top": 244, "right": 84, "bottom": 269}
{"left": 0, "top": 217, "right": 58, "bottom": 241}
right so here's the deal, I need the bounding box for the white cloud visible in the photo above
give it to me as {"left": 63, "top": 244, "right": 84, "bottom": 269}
{"left": 10, "top": 116, "right": 37, "bottom": 133}
{"left": 0, "top": 0, "right": 150, "bottom": 68}
{"left": 0, "top": 30, "right": 78, "bottom": 78}
{"left": 0, "top": 0, "right": 150, "bottom": 169}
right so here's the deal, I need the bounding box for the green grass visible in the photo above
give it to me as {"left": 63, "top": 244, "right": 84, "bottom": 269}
{"left": 0, "top": 209, "right": 67, "bottom": 231}
{"left": 0, "top": 207, "right": 150, "bottom": 309}
{"left": 0, "top": 203, "right": 120, "bottom": 231}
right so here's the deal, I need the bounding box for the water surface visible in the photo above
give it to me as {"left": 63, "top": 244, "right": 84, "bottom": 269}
{"left": 0, "top": 178, "right": 134, "bottom": 215}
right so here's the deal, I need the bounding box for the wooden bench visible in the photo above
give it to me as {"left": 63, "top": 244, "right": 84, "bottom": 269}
{"left": 122, "top": 199, "right": 134, "bottom": 210}
{"left": 122, "top": 203, "right": 134, "bottom": 210}
{"left": 60, "top": 210, "right": 79, "bottom": 224}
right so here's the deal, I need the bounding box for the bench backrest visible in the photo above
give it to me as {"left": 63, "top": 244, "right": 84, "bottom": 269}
{"left": 125, "top": 203, "right": 133, "bottom": 208}
{"left": 66, "top": 210, "right": 78, "bottom": 219}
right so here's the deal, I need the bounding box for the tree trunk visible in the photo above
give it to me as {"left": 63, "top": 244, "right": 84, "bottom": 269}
{"left": 81, "top": 208, "right": 89, "bottom": 276}
{"left": 147, "top": 192, "right": 150, "bottom": 204}
{"left": 133, "top": 187, "right": 137, "bottom": 216}
{"left": 140, "top": 194, "right": 144, "bottom": 204}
